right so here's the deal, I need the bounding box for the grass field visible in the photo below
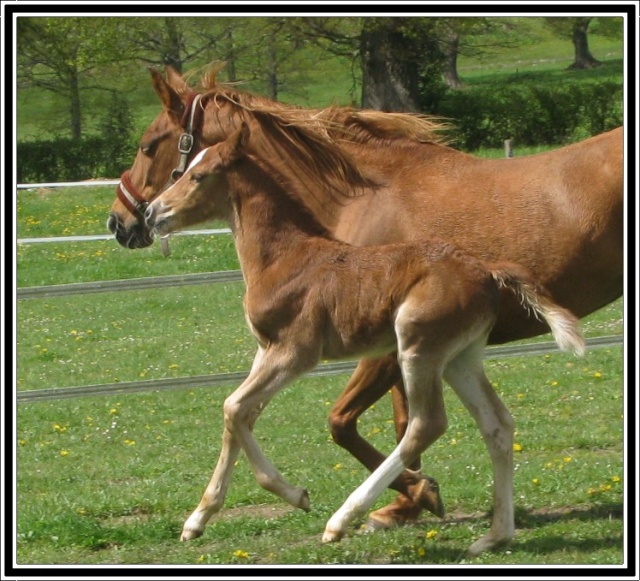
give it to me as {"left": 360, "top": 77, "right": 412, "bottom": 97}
{"left": 15, "top": 182, "right": 626, "bottom": 569}
{"left": 13, "top": 22, "right": 628, "bottom": 571}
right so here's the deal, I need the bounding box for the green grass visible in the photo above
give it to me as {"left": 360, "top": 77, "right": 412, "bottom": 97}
{"left": 15, "top": 348, "right": 624, "bottom": 566}
{"left": 14, "top": 180, "right": 626, "bottom": 567}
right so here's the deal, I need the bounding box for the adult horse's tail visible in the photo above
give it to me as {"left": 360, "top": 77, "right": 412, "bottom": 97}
{"left": 490, "top": 264, "right": 586, "bottom": 357}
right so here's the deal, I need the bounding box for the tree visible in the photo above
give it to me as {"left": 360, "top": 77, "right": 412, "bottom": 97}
{"left": 437, "top": 17, "right": 533, "bottom": 89}
{"left": 17, "top": 17, "right": 131, "bottom": 139}
{"left": 544, "top": 17, "right": 617, "bottom": 70}
{"left": 297, "top": 17, "right": 446, "bottom": 112}
{"left": 125, "top": 17, "right": 227, "bottom": 73}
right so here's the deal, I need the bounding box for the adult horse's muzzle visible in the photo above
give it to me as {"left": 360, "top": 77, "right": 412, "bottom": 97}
{"left": 107, "top": 212, "right": 154, "bottom": 249}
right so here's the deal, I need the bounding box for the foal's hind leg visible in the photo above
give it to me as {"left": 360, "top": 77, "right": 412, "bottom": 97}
{"left": 323, "top": 350, "right": 448, "bottom": 542}
{"left": 444, "top": 342, "right": 515, "bottom": 556}
{"left": 328, "top": 355, "right": 444, "bottom": 521}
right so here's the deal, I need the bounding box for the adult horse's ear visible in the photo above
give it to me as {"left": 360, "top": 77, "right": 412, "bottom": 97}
{"left": 220, "top": 124, "right": 250, "bottom": 167}
{"left": 149, "top": 67, "right": 185, "bottom": 122}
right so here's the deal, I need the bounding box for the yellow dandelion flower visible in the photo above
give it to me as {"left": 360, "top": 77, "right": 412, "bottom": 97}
{"left": 333, "top": 463, "right": 343, "bottom": 470}
{"left": 550, "top": 380, "right": 558, "bottom": 387}
{"left": 425, "top": 529, "right": 438, "bottom": 539}
{"left": 169, "top": 363, "right": 179, "bottom": 369}
{"left": 233, "top": 550, "right": 249, "bottom": 559}
{"left": 513, "top": 443, "right": 523, "bottom": 452}
{"left": 532, "top": 478, "right": 540, "bottom": 485}
{"left": 417, "top": 547, "right": 426, "bottom": 557}
{"left": 123, "top": 439, "right": 136, "bottom": 446}
{"left": 587, "top": 487, "right": 597, "bottom": 495}
{"left": 59, "top": 450, "right": 70, "bottom": 457}
{"left": 109, "top": 408, "right": 118, "bottom": 415}
{"left": 611, "top": 476, "right": 621, "bottom": 483}
{"left": 563, "top": 456, "right": 572, "bottom": 463}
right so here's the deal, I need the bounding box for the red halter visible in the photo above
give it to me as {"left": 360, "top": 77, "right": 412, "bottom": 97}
{"left": 117, "top": 93, "right": 206, "bottom": 218}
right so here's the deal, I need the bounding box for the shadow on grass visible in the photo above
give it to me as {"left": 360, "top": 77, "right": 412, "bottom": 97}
{"left": 404, "top": 501, "right": 624, "bottom": 563}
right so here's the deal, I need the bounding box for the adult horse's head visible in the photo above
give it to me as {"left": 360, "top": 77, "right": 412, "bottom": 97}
{"left": 107, "top": 63, "right": 237, "bottom": 249}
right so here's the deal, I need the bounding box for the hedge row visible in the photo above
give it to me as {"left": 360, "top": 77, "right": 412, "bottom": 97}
{"left": 17, "top": 80, "right": 623, "bottom": 183}
{"left": 17, "top": 137, "right": 137, "bottom": 183}
{"left": 436, "top": 80, "right": 623, "bottom": 151}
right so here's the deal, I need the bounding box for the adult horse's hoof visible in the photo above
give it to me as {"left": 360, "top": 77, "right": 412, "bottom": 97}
{"left": 364, "top": 477, "right": 444, "bottom": 531}
{"left": 412, "top": 475, "right": 445, "bottom": 518}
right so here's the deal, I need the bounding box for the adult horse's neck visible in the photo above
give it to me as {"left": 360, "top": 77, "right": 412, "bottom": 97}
{"left": 227, "top": 157, "right": 333, "bottom": 287}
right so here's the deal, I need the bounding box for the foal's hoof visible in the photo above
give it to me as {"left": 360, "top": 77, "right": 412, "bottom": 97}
{"left": 321, "top": 528, "right": 343, "bottom": 543}
{"left": 467, "top": 532, "right": 513, "bottom": 557}
{"left": 180, "top": 528, "right": 203, "bottom": 542}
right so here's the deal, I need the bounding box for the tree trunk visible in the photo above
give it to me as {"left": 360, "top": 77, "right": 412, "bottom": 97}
{"left": 442, "top": 30, "right": 463, "bottom": 89}
{"left": 360, "top": 21, "right": 421, "bottom": 112}
{"left": 162, "top": 17, "right": 183, "bottom": 72}
{"left": 69, "top": 69, "right": 82, "bottom": 140}
{"left": 222, "top": 28, "right": 237, "bottom": 82}
{"left": 265, "top": 30, "right": 278, "bottom": 101}
{"left": 568, "top": 17, "right": 601, "bottom": 70}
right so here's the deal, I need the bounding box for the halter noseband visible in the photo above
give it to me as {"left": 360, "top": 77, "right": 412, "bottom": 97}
{"left": 116, "top": 92, "right": 205, "bottom": 218}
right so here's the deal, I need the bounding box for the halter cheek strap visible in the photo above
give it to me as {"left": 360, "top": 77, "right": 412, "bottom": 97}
{"left": 116, "top": 92, "right": 206, "bottom": 218}
{"left": 172, "top": 93, "right": 204, "bottom": 180}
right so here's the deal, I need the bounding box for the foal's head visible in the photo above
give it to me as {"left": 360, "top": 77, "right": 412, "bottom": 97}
{"left": 144, "top": 124, "right": 249, "bottom": 237}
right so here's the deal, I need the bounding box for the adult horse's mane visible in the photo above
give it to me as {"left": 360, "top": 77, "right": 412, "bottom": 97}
{"left": 195, "top": 62, "right": 452, "bottom": 146}
{"left": 178, "top": 62, "right": 453, "bottom": 228}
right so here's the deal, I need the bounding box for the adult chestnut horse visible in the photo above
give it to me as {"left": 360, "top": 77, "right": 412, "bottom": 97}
{"left": 143, "top": 123, "right": 584, "bottom": 553}
{"left": 108, "top": 64, "right": 623, "bottom": 531}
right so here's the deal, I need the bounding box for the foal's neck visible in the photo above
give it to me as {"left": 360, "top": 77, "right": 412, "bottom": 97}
{"left": 228, "top": 159, "right": 333, "bottom": 282}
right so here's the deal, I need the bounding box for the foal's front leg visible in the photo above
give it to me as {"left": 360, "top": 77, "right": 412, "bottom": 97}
{"left": 181, "top": 347, "right": 309, "bottom": 541}
{"left": 223, "top": 346, "right": 314, "bottom": 510}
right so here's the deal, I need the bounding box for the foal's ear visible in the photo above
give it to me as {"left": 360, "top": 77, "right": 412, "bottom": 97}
{"left": 220, "top": 123, "right": 250, "bottom": 166}
{"left": 149, "top": 68, "right": 185, "bottom": 122}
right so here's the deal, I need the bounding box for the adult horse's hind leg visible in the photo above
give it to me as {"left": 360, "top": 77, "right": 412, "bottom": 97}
{"left": 328, "top": 355, "right": 444, "bottom": 521}
{"left": 443, "top": 342, "right": 515, "bottom": 556}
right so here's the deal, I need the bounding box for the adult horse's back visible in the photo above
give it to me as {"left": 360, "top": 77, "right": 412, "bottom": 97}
{"left": 108, "top": 65, "right": 623, "bottom": 530}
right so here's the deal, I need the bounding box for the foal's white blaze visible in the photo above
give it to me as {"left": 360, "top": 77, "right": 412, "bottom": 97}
{"left": 186, "top": 147, "right": 209, "bottom": 172}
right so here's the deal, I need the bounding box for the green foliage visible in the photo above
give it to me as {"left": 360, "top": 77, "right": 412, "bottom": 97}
{"left": 17, "top": 135, "right": 137, "bottom": 182}
{"left": 17, "top": 94, "right": 136, "bottom": 182}
{"left": 437, "top": 80, "right": 623, "bottom": 150}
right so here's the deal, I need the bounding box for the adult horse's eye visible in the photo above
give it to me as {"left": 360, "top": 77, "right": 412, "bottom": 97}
{"left": 140, "top": 144, "right": 154, "bottom": 156}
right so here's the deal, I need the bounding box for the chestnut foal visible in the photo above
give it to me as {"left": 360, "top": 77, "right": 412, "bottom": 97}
{"left": 144, "top": 124, "right": 584, "bottom": 556}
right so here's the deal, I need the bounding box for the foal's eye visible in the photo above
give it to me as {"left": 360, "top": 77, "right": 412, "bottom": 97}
{"left": 192, "top": 173, "right": 204, "bottom": 183}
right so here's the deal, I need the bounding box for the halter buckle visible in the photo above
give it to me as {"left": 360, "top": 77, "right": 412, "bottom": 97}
{"left": 178, "top": 133, "right": 194, "bottom": 154}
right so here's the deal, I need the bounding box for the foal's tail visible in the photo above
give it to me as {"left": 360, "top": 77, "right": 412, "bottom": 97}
{"left": 489, "top": 263, "right": 585, "bottom": 357}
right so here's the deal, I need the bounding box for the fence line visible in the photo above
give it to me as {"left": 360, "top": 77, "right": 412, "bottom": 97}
{"left": 15, "top": 335, "right": 625, "bottom": 404}
{"left": 17, "top": 180, "right": 120, "bottom": 190}
{"left": 17, "top": 228, "right": 232, "bottom": 245}
{"left": 17, "top": 270, "right": 244, "bottom": 299}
